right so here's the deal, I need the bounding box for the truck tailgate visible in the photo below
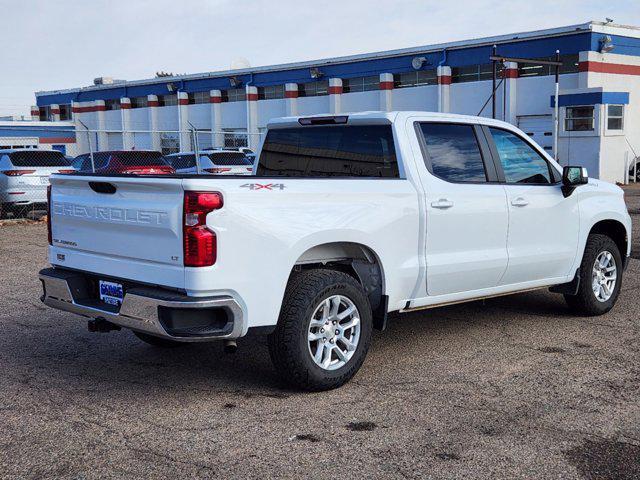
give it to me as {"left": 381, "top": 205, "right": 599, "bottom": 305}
{"left": 49, "top": 175, "right": 186, "bottom": 288}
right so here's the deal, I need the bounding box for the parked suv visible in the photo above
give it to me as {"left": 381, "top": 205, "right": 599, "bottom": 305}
{"left": 40, "top": 112, "right": 632, "bottom": 391}
{"left": 0, "top": 149, "right": 73, "bottom": 217}
{"left": 165, "top": 150, "right": 253, "bottom": 175}
{"left": 72, "top": 150, "right": 174, "bottom": 175}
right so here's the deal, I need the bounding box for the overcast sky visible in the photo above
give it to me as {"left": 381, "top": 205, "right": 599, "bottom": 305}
{"left": 1, "top": 0, "right": 639, "bottom": 116}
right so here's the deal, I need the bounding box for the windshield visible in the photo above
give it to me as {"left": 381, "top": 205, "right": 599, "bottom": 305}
{"left": 206, "top": 152, "right": 253, "bottom": 166}
{"left": 166, "top": 154, "right": 196, "bottom": 169}
{"left": 109, "top": 151, "right": 166, "bottom": 165}
{"left": 9, "top": 150, "right": 69, "bottom": 167}
{"left": 73, "top": 151, "right": 166, "bottom": 171}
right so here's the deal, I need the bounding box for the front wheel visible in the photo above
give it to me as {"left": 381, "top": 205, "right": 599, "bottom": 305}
{"left": 564, "top": 234, "right": 623, "bottom": 316}
{"left": 268, "top": 269, "right": 373, "bottom": 391}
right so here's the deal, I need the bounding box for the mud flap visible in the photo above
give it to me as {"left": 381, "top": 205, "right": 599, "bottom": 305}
{"left": 549, "top": 272, "right": 580, "bottom": 295}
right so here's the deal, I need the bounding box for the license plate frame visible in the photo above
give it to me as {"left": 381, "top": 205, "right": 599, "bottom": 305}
{"left": 99, "top": 280, "right": 124, "bottom": 306}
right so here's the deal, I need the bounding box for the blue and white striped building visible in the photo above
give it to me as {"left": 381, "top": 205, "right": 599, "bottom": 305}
{"left": 31, "top": 20, "right": 640, "bottom": 182}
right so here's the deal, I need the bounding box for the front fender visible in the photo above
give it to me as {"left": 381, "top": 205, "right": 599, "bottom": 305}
{"left": 569, "top": 182, "right": 632, "bottom": 275}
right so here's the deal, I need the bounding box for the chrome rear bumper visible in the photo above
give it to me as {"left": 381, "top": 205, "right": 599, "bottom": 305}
{"left": 39, "top": 268, "right": 245, "bottom": 341}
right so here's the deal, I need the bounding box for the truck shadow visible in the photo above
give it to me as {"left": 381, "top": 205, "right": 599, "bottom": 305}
{"left": 4, "top": 288, "right": 582, "bottom": 398}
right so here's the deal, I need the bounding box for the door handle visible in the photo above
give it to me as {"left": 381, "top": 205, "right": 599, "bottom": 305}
{"left": 431, "top": 198, "right": 454, "bottom": 209}
{"left": 511, "top": 197, "right": 529, "bottom": 207}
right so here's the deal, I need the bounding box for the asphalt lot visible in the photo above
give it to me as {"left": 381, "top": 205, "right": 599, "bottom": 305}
{"left": 1, "top": 189, "right": 639, "bottom": 479}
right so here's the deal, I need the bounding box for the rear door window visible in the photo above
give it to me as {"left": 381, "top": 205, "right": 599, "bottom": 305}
{"left": 257, "top": 125, "right": 399, "bottom": 177}
{"left": 9, "top": 150, "right": 69, "bottom": 167}
{"left": 418, "top": 123, "right": 487, "bottom": 183}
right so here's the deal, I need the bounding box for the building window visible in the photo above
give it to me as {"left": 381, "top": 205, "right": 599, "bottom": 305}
{"left": 222, "top": 88, "right": 246, "bottom": 102}
{"left": 188, "top": 91, "right": 210, "bottom": 104}
{"left": 160, "top": 133, "right": 180, "bottom": 155}
{"left": 158, "top": 94, "right": 177, "bottom": 106}
{"left": 130, "top": 96, "right": 148, "bottom": 108}
{"left": 565, "top": 106, "right": 594, "bottom": 132}
{"left": 257, "top": 85, "right": 285, "bottom": 100}
{"left": 59, "top": 104, "right": 72, "bottom": 120}
{"left": 607, "top": 105, "right": 624, "bottom": 130}
{"left": 105, "top": 99, "right": 121, "bottom": 110}
{"left": 298, "top": 80, "right": 328, "bottom": 97}
{"left": 39, "top": 106, "right": 51, "bottom": 121}
{"left": 393, "top": 70, "right": 437, "bottom": 88}
{"left": 223, "top": 129, "right": 248, "bottom": 147}
{"left": 343, "top": 76, "right": 380, "bottom": 93}
{"left": 518, "top": 54, "right": 579, "bottom": 77}
{"left": 451, "top": 64, "right": 502, "bottom": 83}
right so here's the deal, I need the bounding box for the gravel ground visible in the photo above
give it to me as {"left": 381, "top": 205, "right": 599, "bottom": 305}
{"left": 1, "top": 197, "right": 639, "bottom": 479}
{"left": 624, "top": 184, "right": 640, "bottom": 258}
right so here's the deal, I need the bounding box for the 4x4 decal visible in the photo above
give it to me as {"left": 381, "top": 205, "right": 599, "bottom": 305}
{"left": 240, "top": 183, "right": 286, "bottom": 190}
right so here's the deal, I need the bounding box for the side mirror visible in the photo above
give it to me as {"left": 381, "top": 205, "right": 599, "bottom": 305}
{"left": 561, "top": 166, "right": 588, "bottom": 197}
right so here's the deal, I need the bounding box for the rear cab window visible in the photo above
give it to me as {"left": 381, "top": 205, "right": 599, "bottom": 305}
{"left": 256, "top": 125, "right": 399, "bottom": 177}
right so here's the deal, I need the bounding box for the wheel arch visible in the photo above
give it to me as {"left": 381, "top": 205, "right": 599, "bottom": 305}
{"left": 290, "top": 241, "right": 388, "bottom": 329}
{"left": 588, "top": 219, "right": 629, "bottom": 268}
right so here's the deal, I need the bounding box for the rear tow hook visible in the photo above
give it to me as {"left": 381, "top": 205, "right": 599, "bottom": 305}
{"left": 87, "top": 318, "right": 121, "bottom": 333}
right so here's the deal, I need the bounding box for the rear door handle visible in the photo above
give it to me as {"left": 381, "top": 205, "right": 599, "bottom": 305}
{"left": 511, "top": 197, "right": 529, "bottom": 207}
{"left": 431, "top": 199, "right": 454, "bottom": 209}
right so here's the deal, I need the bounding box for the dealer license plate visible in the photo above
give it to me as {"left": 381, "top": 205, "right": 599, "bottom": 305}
{"left": 99, "top": 280, "right": 124, "bottom": 306}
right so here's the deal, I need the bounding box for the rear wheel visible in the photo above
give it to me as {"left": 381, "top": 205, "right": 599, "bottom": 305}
{"left": 133, "top": 331, "right": 186, "bottom": 348}
{"left": 564, "top": 234, "right": 623, "bottom": 316}
{"left": 268, "top": 269, "right": 373, "bottom": 391}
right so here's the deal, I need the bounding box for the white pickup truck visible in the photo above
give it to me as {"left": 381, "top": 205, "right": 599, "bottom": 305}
{"left": 40, "top": 112, "right": 632, "bottom": 391}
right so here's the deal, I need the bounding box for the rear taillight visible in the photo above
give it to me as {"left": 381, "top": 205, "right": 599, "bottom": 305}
{"left": 47, "top": 185, "right": 52, "bottom": 245}
{"left": 183, "top": 191, "right": 223, "bottom": 267}
{"left": 2, "top": 169, "right": 36, "bottom": 176}
{"left": 57, "top": 169, "right": 76, "bottom": 174}
{"left": 203, "top": 167, "right": 232, "bottom": 174}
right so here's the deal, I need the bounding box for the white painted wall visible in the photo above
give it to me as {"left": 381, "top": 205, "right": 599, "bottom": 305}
{"left": 393, "top": 85, "right": 438, "bottom": 111}
{"left": 340, "top": 91, "right": 380, "bottom": 113}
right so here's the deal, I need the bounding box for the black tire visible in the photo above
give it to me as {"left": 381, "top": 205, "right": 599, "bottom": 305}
{"left": 564, "top": 234, "right": 623, "bottom": 316}
{"left": 133, "top": 331, "right": 186, "bottom": 348}
{"left": 268, "top": 269, "right": 373, "bottom": 391}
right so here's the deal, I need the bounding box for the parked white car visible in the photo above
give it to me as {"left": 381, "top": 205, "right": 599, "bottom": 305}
{"left": 165, "top": 150, "right": 253, "bottom": 175}
{"left": 40, "top": 112, "right": 632, "bottom": 391}
{"left": 0, "top": 149, "right": 73, "bottom": 217}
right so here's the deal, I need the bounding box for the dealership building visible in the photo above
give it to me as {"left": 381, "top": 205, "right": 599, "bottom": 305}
{"left": 32, "top": 21, "right": 640, "bottom": 182}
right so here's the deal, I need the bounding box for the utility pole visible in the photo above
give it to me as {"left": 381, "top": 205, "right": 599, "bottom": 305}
{"left": 492, "top": 45, "right": 497, "bottom": 119}
{"left": 553, "top": 50, "right": 561, "bottom": 162}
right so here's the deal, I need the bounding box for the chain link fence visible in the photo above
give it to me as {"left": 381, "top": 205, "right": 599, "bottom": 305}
{"left": 0, "top": 128, "right": 263, "bottom": 220}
